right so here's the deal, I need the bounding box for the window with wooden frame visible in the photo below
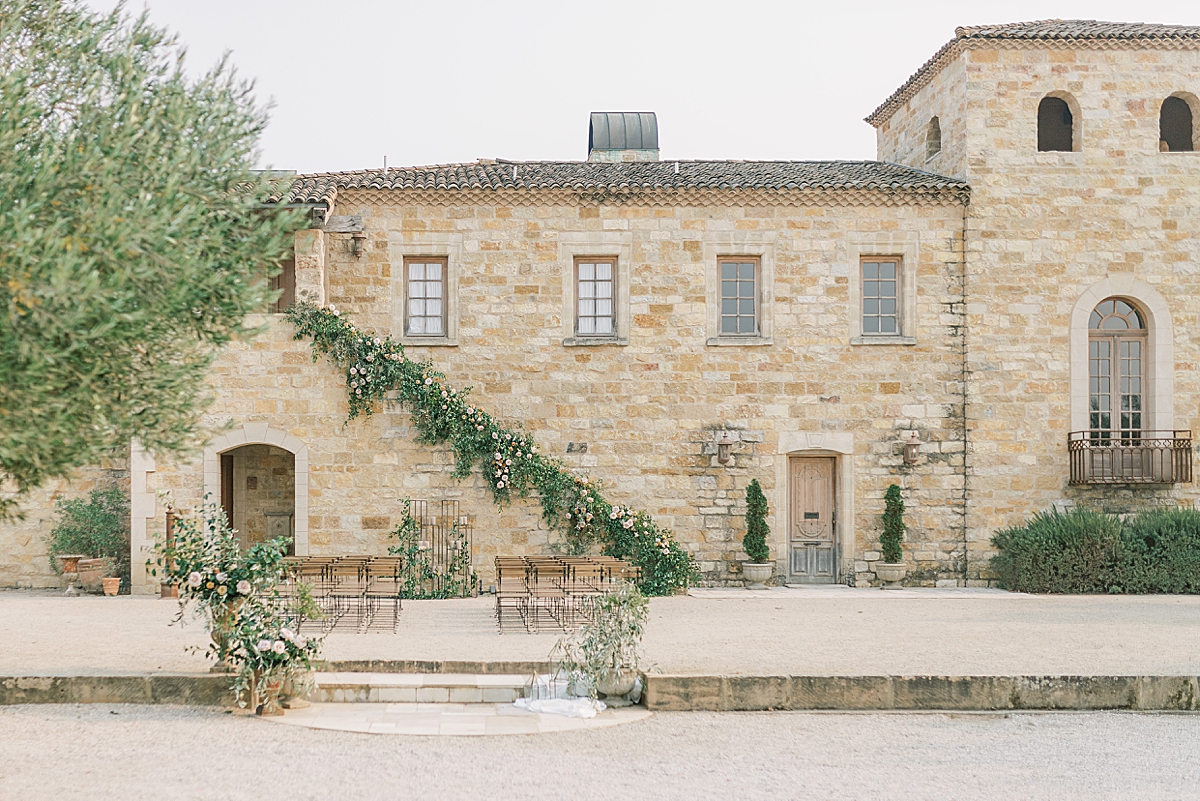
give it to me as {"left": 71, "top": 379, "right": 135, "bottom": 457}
{"left": 719, "top": 257, "right": 759, "bottom": 336}
{"left": 1088, "top": 298, "right": 1147, "bottom": 441}
{"left": 860, "top": 257, "right": 901, "bottom": 336}
{"left": 404, "top": 257, "right": 447, "bottom": 337}
{"left": 268, "top": 256, "right": 295, "bottom": 313}
{"left": 575, "top": 258, "right": 616, "bottom": 337}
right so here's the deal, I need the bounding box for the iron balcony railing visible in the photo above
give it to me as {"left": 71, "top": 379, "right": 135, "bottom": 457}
{"left": 1067, "top": 430, "right": 1193, "bottom": 486}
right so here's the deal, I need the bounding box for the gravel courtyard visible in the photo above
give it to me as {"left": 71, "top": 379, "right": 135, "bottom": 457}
{"left": 1, "top": 704, "right": 1197, "bottom": 800}
{"left": 3, "top": 587, "right": 1200, "bottom": 676}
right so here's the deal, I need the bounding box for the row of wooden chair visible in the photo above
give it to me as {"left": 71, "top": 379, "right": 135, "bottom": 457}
{"left": 278, "top": 556, "right": 404, "bottom": 633}
{"left": 494, "top": 556, "right": 641, "bottom": 633}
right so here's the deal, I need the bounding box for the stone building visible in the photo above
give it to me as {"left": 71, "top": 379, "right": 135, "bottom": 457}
{"left": 3, "top": 20, "right": 1198, "bottom": 592}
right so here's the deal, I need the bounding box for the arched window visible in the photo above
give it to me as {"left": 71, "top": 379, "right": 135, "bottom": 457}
{"left": 926, "top": 116, "right": 941, "bottom": 160}
{"left": 1088, "top": 298, "right": 1146, "bottom": 440}
{"left": 1038, "top": 95, "right": 1075, "bottom": 152}
{"left": 1160, "top": 96, "right": 1194, "bottom": 152}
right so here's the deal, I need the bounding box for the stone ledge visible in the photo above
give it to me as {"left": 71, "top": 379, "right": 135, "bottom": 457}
{"left": 644, "top": 674, "right": 1200, "bottom": 712}
{"left": 0, "top": 674, "right": 234, "bottom": 706}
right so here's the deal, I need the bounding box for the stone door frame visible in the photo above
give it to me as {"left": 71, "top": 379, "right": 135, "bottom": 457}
{"left": 776, "top": 432, "right": 855, "bottom": 584}
{"left": 203, "top": 424, "right": 310, "bottom": 556}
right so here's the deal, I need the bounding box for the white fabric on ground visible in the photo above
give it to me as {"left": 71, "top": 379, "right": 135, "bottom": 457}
{"left": 513, "top": 697, "right": 606, "bottom": 719}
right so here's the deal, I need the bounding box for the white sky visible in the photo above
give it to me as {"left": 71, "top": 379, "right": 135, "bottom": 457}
{"left": 86, "top": 0, "right": 1200, "bottom": 173}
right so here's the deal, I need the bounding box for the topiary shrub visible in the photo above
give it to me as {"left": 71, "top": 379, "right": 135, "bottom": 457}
{"left": 743, "top": 479, "right": 770, "bottom": 563}
{"left": 46, "top": 486, "right": 130, "bottom": 590}
{"left": 880, "top": 484, "right": 905, "bottom": 563}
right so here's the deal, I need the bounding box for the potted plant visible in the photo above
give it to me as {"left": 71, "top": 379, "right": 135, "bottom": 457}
{"left": 742, "top": 479, "right": 773, "bottom": 589}
{"left": 101, "top": 575, "right": 121, "bottom": 596}
{"left": 876, "top": 484, "right": 908, "bottom": 589}
{"left": 46, "top": 487, "right": 130, "bottom": 593}
{"left": 555, "top": 582, "right": 648, "bottom": 704}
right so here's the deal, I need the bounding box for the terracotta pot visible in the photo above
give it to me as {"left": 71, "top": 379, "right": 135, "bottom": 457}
{"left": 77, "top": 558, "right": 108, "bottom": 593}
{"left": 874, "top": 562, "right": 908, "bottom": 590}
{"left": 101, "top": 577, "right": 121, "bottom": 596}
{"left": 742, "top": 562, "right": 773, "bottom": 589}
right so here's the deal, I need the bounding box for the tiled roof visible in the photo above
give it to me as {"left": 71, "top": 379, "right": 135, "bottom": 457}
{"left": 867, "top": 20, "right": 1200, "bottom": 126}
{"left": 954, "top": 19, "right": 1200, "bottom": 41}
{"left": 270, "top": 160, "right": 968, "bottom": 206}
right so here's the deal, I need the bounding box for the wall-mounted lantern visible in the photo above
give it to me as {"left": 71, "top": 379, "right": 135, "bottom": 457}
{"left": 349, "top": 231, "right": 367, "bottom": 259}
{"left": 903, "top": 432, "right": 921, "bottom": 465}
{"left": 717, "top": 431, "right": 735, "bottom": 465}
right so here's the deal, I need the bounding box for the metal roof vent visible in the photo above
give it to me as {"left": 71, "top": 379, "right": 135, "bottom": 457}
{"left": 588, "top": 112, "right": 659, "bottom": 162}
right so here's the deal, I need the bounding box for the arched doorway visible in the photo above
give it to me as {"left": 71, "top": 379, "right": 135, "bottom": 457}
{"left": 219, "top": 444, "right": 296, "bottom": 554}
{"left": 202, "top": 424, "right": 310, "bottom": 556}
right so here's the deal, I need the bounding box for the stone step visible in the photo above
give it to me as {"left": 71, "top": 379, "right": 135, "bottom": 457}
{"left": 313, "top": 672, "right": 529, "bottom": 704}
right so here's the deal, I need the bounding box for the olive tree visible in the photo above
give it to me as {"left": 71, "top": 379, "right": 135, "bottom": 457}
{"left": 0, "top": 0, "right": 302, "bottom": 515}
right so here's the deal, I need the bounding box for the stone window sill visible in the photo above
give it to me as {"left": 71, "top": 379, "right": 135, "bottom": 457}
{"left": 562, "top": 337, "right": 628, "bottom": 347}
{"left": 400, "top": 337, "right": 458, "bottom": 347}
{"left": 706, "top": 336, "right": 773, "bottom": 347}
{"left": 851, "top": 336, "right": 917, "bottom": 346}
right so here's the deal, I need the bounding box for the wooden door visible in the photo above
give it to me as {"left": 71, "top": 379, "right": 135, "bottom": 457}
{"left": 789, "top": 457, "right": 837, "bottom": 583}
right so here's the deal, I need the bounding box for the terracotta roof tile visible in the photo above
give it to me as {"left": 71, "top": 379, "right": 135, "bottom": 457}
{"left": 269, "top": 160, "right": 968, "bottom": 206}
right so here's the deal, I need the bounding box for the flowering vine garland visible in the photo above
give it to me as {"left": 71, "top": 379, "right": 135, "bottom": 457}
{"left": 285, "top": 301, "right": 696, "bottom": 596}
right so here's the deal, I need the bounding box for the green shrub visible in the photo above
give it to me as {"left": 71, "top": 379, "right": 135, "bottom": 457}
{"left": 1118, "top": 510, "right": 1200, "bottom": 594}
{"left": 47, "top": 486, "right": 130, "bottom": 589}
{"left": 743, "top": 479, "right": 770, "bottom": 563}
{"left": 880, "top": 484, "right": 905, "bottom": 563}
{"left": 990, "top": 506, "right": 1200, "bottom": 594}
{"left": 990, "top": 508, "right": 1120, "bottom": 593}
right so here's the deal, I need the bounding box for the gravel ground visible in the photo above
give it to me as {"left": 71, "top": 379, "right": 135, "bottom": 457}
{"left": 1, "top": 704, "right": 1198, "bottom": 800}
{"left": 4, "top": 589, "right": 1200, "bottom": 675}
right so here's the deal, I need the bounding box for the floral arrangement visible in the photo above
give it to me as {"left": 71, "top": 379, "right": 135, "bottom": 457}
{"left": 387, "top": 498, "right": 479, "bottom": 599}
{"left": 287, "top": 301, "right": 697, "bottom": 595}
{"left": 228, "top": 597, "right": 322, "bottom": 710}
{"left": 147, "top": 497, "right": 289, "bottom": 666}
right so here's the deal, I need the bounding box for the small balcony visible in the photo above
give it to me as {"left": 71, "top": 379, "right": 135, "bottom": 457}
{"left": 1067, "top": 430, "right": 1193, "bottom": 486}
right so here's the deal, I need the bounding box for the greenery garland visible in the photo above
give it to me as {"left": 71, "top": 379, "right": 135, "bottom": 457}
{"left": 286, "top": 301, "right": 696, "bottom": 596}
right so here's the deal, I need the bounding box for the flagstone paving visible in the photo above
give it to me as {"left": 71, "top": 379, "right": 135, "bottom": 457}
{"left": 3, "top": 587, "right": 1200, "bottom": 676}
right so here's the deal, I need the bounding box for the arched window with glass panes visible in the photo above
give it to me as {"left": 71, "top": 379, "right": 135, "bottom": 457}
{"left": 1088, "top": 298, "right": 1146, "bottom": 441}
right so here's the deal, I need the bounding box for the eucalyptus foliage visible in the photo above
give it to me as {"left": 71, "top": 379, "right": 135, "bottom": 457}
{"left": 553, "top": 582, "right": 648, "bottom": 699}
{"left": 0, "top": 0, "right": 302, "bottom": 515}
{"left": 287, "top": 301, "right": 697, "bottom": 595}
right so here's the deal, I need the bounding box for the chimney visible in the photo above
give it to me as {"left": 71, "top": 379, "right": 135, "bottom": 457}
{"left": 588, "top": 112, "right": 659, "bottom": 162}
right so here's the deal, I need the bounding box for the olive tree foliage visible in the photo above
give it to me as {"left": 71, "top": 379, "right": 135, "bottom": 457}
{"left": 0, "top": 0, "right": 302, "bottom": 516}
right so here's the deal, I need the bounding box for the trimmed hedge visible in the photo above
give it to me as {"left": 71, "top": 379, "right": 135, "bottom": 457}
{"left": 990, "top": 507, "right": 1200, "bottom": 594}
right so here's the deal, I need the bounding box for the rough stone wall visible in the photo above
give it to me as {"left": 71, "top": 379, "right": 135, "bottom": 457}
{"left": 0, "top": 457, "right": 129, "bottom": 588}
{"left": 139, "top": 192, "right": 968, "bottom": 590}
{"left": 875, "top": 52, "right": 970, "bottom": 180}
{"left": 229, "top": 445, "right": 295, "bottom": 549}
{"left": 954, "top": 44, "right": 1200, "bottom": 579}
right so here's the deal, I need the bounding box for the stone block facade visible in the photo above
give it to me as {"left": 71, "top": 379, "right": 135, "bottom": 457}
{"left": 873, "top": 27, "right": 1200, "bottom": 582}
{"left": 4, "top": 21, "right": 1196, "bottom": 593}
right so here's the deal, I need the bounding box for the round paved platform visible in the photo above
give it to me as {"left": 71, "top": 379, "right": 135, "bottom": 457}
{"left": 256, "top": 701, "right": 652, "bottom": 735}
